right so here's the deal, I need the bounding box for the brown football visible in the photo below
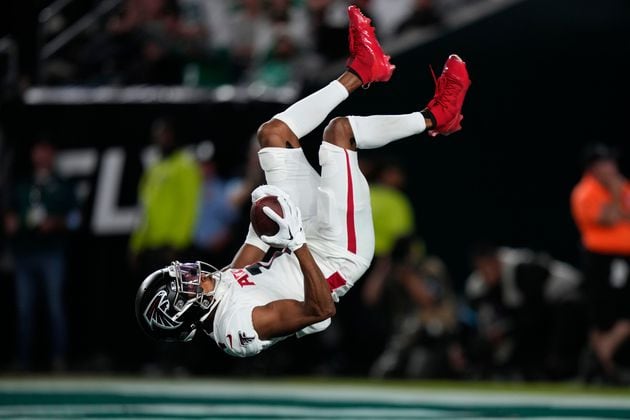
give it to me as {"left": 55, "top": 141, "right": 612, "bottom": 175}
{"left": 251, "top": 195, "right": 283, "bottom": 237}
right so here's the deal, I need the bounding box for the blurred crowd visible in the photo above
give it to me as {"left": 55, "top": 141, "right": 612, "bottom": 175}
{"left": 2, "top": 117, "right": 630, "bottom": 385}
{"left": 39, "top": 0, "right": 451, "bottom": 86}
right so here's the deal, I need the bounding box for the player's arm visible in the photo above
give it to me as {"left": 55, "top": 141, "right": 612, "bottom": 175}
{"left": 573, "top": 187, "right": 620, "bottom": 227}
{"left": 231, "top": 243, "right": 266, "bottom": 268}
{"left": 249, "top": 190, "right": 335, "bottom": 340}
{"left": 252, "top": 245, "right": 335, "bottom": 340}
{"left": 598, "top": 203, "right": 623, "bottom": 226}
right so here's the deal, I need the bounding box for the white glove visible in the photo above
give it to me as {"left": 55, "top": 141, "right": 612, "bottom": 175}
{"left": 251, "top": 184, "right": 291, "bottom": 203}
{"left": 260, "top": 195, "right": 306, "bottom": 251}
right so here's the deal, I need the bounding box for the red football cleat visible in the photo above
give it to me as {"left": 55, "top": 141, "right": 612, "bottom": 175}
{"left": 346, "top": 5, "right": 395, "bottom": 85}
{"left": 425, "top": 54, "right": 471, "bottom": 137}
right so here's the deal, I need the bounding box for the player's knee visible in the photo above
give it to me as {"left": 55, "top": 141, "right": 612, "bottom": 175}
{"left": 257, "top": 119, "right": 299, "bottom": 148}
{"left": 257, "top": 120, "right": 285, "bottom": 148}
{"left": 323, "top": 117, "right": 355, "bottom": 150}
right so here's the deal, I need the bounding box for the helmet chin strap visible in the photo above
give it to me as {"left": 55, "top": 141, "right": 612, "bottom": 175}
{"left": 199, "top": 268, "right": 228, "bottom": 323}
{"left": 172, "top": 298, "right": 197, "bottom": 321}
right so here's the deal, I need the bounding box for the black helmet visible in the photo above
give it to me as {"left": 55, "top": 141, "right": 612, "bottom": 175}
{"left": 135, "top": 261, "right": 220, "bottom": 342}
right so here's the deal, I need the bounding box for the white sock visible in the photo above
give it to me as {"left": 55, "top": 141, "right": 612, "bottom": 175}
{"left": 274, "top": 80, "right": 349, "bottom": 139}
{"left": 347, "top": 113, "right": 426, "bottom": 149}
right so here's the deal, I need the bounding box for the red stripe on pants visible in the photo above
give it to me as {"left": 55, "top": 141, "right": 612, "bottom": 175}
{"left": 326, "top": 271, "right": 347, "bottom": 291}
{"left": 344, "top": 150, "right": 357, "bottom": 254}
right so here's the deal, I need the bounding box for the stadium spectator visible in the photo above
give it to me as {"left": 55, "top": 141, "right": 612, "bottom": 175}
{"left": 104, "top": 0, "right": 185, "bottom": 84}
{"left": 228, "top": 0, "right": 274, "bottom": 81}
{"left": 571, "top": 144, "right": 630, "bottom": 381}
{"left": 40, "top": 0, "right": 476, "bottom": 86}
{"left": 268, "top": 0, "right": 311, "bottom": 41}
{"left": 175, "top": 0, "right": 211, "bottom": 55}
{"left": 464, "top": 245, "right": 583, "bottom": 379}
{"left": 370, "top": 0, "right": 417, "bottom": 39}
{"left": 181, "top": 0, "right": 231, "bottom": 52}
{"left": 192, "top": 141, "right": 242, "bottom": 266}
{"left": 255, "top": 32, "right": 299, "bottom": 86}
{"left": 259, "top": 0, "right": 314, "bottom": 85}
{"left": 370, "top": 235, "right": 459, "bottom": 378}
{"left": 130, "top": 117, "right": 201, "bottom": 274}
{"left": 268, "top": 0, "right": 312, "bottom": 49}
{"left": 225, "top": 135, "right": 267, "bottom": 266}
{"left": 269, "top": 0, "right": 293, "bottom": 23}
{"left": 178, "top": 0, "right": 232, "bottom": 86}
{"left": 4, "top": 139, "right": 79, "bottom": 371}
{"left": 362, "top": 160, "right": 415, "bottom": 307}
{"left": 130, "top": 118, "right": 201, "bottom": 374}
{"left": 308, "top": 0, "right": 353, "bottom": 62}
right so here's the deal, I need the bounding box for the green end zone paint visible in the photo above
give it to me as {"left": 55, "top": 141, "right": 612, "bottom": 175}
{"left": 1, "top": 377, "right": 629, "bottom": 418}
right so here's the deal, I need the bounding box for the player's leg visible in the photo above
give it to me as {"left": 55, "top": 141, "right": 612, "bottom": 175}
{"left": 313, "top": 114, "right": 425, "bottom": 298}
{"left": 347, "top": 54, "right": 471, "bottom": 148}
{"left": 304, "top": 52, "right": 471, "bottom": 154}
{"left": 257, "top": 72, "right": 360, "bottom": 150}
{"left": 311, "top": 117, "right": 375, "bottom": 301}
{"left": 255, "top": 5, "right": 394, "bottom": 150}
{"left": 254, "top": 5, "right": 394, "bottom": 223}
{"left": 314, "top": 53, "right": 470, "bottom": 295}
{"left": 242, "top": 5, "right": 393, "bottom": 257}
{"left": 255, "top": 71, "right": 361, "bottom": 226}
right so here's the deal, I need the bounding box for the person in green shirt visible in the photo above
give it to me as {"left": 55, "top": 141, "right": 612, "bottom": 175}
{"left": 5, "top": 140, "right": 79, "bottom": 371}
{"left": 130, "top": 118, "right": 202, "bottom": 273}
{"left": 370, "top": 163, "right": 415, "bottom": 258}
{"left": 363, "top": 161, "right": 416, "bottom": 303}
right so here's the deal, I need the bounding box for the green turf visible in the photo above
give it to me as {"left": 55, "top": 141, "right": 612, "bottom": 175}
{"left": 1, "top": 376, "right": 629, "bottom": 418}
{"left": 4, "top": 375, "right": 629, "bottom": 395}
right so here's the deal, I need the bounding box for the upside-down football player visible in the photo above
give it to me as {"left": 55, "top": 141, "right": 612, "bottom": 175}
{"left": 136, "top": 6, "right": 470, "bottom": 358}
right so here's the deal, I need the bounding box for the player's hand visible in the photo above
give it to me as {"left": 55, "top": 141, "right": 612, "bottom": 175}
{"left": 251, "top": 184, "right": 291, "bottom": 203}
{"left": 260, "top": 195, "right": 306, "bottom": 251}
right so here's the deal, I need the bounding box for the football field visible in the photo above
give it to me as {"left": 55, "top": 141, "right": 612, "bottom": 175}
{"left": 1, "top": 377, "right": 630, "bottom": 419}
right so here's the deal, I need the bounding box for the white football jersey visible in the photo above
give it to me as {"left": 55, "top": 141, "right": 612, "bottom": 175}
{"left": 210, "top": 250, "right": 332, "bottom": 358}
{"left": 208, "top": 140, "right": 376, "bottom": 357}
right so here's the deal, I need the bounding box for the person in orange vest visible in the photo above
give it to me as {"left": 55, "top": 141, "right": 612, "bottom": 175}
{"left": 571, "top": 144, "right": 630, "bottom": 380}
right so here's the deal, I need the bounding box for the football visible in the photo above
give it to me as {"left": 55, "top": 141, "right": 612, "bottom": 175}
{"left": 251, "top": 195, "right": 283, "bottom": 237}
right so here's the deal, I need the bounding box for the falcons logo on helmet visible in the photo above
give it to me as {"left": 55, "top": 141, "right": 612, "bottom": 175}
{"left": 239, "top": 331, "right": 255, "bottom": 346}
{"left": 143, "top": 290, "right": 182, "bottom": 330}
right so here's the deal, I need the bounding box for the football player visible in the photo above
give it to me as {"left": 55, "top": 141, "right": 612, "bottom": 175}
{"left": 136, "top": 5, "right": 470, "bottom": 357}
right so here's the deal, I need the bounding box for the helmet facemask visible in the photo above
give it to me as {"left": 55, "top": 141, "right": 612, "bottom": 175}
{"left": 169, "top": 261, "right": 222, "bottom": 316}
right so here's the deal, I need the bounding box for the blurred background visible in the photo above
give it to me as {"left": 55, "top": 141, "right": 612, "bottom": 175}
{"left": 1, "top": 0, "right": 630, "bottom": 395}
